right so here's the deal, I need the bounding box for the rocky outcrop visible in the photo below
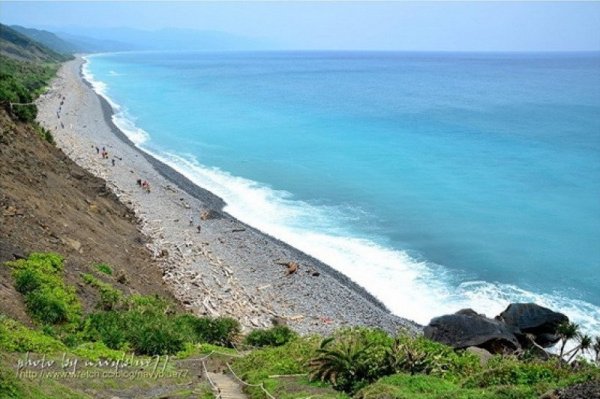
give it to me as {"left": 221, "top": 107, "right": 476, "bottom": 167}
{"left": 558, "top": 380, "right": 600, "bottom": 399}
{"left": 424, "top": 303, "right": 570, "bottom": 355}
{"left": 496, "top": 303, "right": 568, "bottom": 347}
{"left": 424, "top": 310, "right": 520, "bottom": 353}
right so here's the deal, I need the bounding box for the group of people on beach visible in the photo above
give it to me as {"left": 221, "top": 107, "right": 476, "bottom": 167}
{"left": 96, "top": 146, "right": 110, "bottom": 159}
{"left": 56, "top": 95, "right": 66, "bottom": 129}
{"left": 136, "top": 178, "right": 151, "bottom": 193}
{"left": 93, "top": 145, "right": 117, "bottom": 166}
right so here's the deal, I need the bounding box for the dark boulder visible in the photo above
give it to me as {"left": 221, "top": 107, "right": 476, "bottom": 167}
{"left": 559, "top": 380, "right": 600, "bottom": 399}
{"left": 424, "top": 310, "right": 521, "bottom": 354}
{"left": 455, "top": 308, "right": 482, "bottom": 317}
{"left": 496, "top": 303, "right": 568, "bottom": 347}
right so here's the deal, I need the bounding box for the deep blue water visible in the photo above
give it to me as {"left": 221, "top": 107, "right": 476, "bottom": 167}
{"left": 84, "top": 51, "right": 600, "bottom": 332}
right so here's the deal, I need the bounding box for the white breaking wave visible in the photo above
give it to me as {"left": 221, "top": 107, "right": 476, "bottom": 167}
{"left": 82, "top": 57, "right": 600, "bottom": 347}
{"left": 151, "top": 152, "right": 600, "bottom": 336}
{"left": 82, "top": 57, "right": 148, "bottom": 145}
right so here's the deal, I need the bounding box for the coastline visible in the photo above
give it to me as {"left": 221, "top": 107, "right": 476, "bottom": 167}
{"left": 36, "top": 56, "right": 420, "bottom": 334}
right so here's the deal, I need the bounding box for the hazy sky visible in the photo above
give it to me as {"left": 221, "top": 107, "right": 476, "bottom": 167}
{"left": 2, "top": 1, "right": 600, "bottom": 51}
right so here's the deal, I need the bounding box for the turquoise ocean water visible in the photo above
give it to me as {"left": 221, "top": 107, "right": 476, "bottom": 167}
{"left": 83, "top": 51, "right": 600, "bottom": 333}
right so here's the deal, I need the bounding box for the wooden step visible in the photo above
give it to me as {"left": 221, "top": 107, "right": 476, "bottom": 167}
{"left": 206, "top": 371, "right": 248, "bottom": 399}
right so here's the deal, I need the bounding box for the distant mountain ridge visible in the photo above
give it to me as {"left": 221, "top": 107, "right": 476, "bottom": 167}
{"left": 10, "top": 25, "right": 79, "bottom": 55}
{"left": 1, "top": 23, "right": 275, "bottom": 59}
{"left": 0, "top": 23, "right": 70, "bottom": 62}
{"left": 37, "top": 26, "right": 274, "bottom": 51}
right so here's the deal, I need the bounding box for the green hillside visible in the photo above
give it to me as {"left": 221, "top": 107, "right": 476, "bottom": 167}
{"left": 10, "top": 25, "right": 80, "bottom": 55}
{"left": 0, "top": 23, "right": 70, "bottom": 63}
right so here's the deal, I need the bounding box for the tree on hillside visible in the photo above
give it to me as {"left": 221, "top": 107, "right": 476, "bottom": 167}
{"left": 557, "top": 321, "right": 579, "bottom": 359}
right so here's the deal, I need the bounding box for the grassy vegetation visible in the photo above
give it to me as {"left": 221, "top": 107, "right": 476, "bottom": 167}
{"left": 0, "top": 315, "right": 66, "bottom": 353}
{"left": 1, "top": 252, "right": 598, "bottom": 399}
{"left": 5, "top": 253, "right": 82, "bottom": 328}
{"left": 232, "top": 327, "right": 599, "bottom": 399}
{"left": 4, "top": 253, "right": 240, "bottom": 357}
{"left": 245, "top": 325, "right": 298, "bottom": 347}
{"left": 81, "top": 273, "right": 123, "bottom": 310}
{"left": 94, "top": 263, "right": 112, "bottom": 275}
{"left": 0, "top": 54, "right": 58, "bottom": 122}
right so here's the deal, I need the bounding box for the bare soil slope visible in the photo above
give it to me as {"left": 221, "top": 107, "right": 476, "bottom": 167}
{"left": 0, "top": 109, "right": 177, "bottom": 324}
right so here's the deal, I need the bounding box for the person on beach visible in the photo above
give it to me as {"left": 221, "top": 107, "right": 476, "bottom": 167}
{"left": 136, "top": 179, "right": 142, "bottom": 187}
{"left": 112, "top": 159, "right": 115, "bottom": 167}
{"left": 95, "top": 146, "right": 99, "bottom": 154}
{"left": 197, "top": 225, "right": 202, "bottom": 233}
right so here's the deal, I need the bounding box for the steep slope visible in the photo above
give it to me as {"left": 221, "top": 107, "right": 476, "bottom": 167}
{"left": 10, "top": 24, "right": 79, "bottom": 55}
{"left": 0, "top": 23, "right": 69, "bottom": 62}
{"left": 0, "top": 109, "right": 179, "bottom": 324}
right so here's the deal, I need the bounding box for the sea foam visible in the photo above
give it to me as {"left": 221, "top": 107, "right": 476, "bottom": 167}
{"left": 81, "top": 55, "right": 600, "bottom": 344}
{"left": 82, "top": 57, "right": 149, "bottom": 145}
{"left": 151, "top": 151, "right": 600, "bottom": 339}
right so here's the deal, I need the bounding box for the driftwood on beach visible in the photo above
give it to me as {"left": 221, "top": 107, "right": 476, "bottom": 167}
{"left": 35, "top": 56, "right": 420, "bottom": 335}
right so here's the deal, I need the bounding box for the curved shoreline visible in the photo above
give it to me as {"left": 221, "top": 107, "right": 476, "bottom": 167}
{"left": 37, "top": 56, "right": 421, "bottom": 334}
{"left": 86, "top": 63, "right": 395, "bottom": 316}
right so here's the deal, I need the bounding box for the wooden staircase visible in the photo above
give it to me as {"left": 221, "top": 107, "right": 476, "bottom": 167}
{"left": 206, "top": 371, "right": 248, "bottom": 399}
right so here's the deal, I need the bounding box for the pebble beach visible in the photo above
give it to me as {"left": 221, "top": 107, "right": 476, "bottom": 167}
{"left": 36, "top": 56, "right": 420, "bottom": 335}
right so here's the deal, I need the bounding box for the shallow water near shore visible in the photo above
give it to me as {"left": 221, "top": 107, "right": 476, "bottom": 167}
{"left": 82, "top": 51, "right": 600, "bottom": 333}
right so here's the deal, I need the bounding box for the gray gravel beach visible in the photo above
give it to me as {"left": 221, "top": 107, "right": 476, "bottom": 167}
{"left": 36, "top": 56, "right": 420, "bottom": 335}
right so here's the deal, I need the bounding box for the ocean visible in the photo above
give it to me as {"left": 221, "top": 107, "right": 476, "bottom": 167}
{"left": 83, "top": 51, "right": 600, "bottom": 334}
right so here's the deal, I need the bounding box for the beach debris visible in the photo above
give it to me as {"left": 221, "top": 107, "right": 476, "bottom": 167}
{"left": 271, "top": 316, "right": 287, "bottom": 326}
{"left": 3, "top": 206, "right": 23, "bottom": 217}
{"left": 203, "top": 297, "right": 220, "bottom": 316}
{"left": 231, "top": 228, "right": 246, "bottom": 233}
{"left": 276, "top": 261, "right": 299, "bottom": 275}
{"left": 200, "top": 209, "right": 221, "bottom": 220}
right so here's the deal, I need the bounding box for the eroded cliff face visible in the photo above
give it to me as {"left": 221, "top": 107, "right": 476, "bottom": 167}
{"left": 0, "top": 110, "right": 178, "bottom": 324}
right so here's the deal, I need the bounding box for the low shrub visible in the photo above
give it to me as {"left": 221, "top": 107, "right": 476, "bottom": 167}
{"left": 81, "top": 296, "right": 238, "bottom": 355}
{"left": 233, "top": 336, "right": 321, "bottom": 393}
{"left": 0, "top": 315, "right": 66, "bottom": 353}
{"left": 0, "top": 54, "right": 59, "bottom": 122}
{"left": 309, "top": 327, "right": 394, "bottom": 394}
{"left": 72, "top": 341, "right": 126, "bottom": 361}
{"left": 81, "top": 273, "right": 123, "bottom": 310}
{"left": 355, "top": 373, "right": 538, "bottom": 399}
{"left": 128, "top": 316, "right": 185, "bottom": 356}
{"left": 95, "top": 263, "right": 113, "bottom": 275}
{"left": 82, "top": 311, "right": 127, "bottom": 350}
{"left": 245, "top": 325, "right": 298, "bottom": 347}
{"left": 386, "top": 335, "right": 481, "bottom": 380}
{"left": 32, "top": 122, "right": 54, "bottom": 144}
{"left": 6, "top": 253, "right": 81, "bottom": 327}
{"left": 461, "top": 356, "right": 583, "bottom": 389}
{"left": 188, "top": 316, "right": 241, "bottom": 347}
